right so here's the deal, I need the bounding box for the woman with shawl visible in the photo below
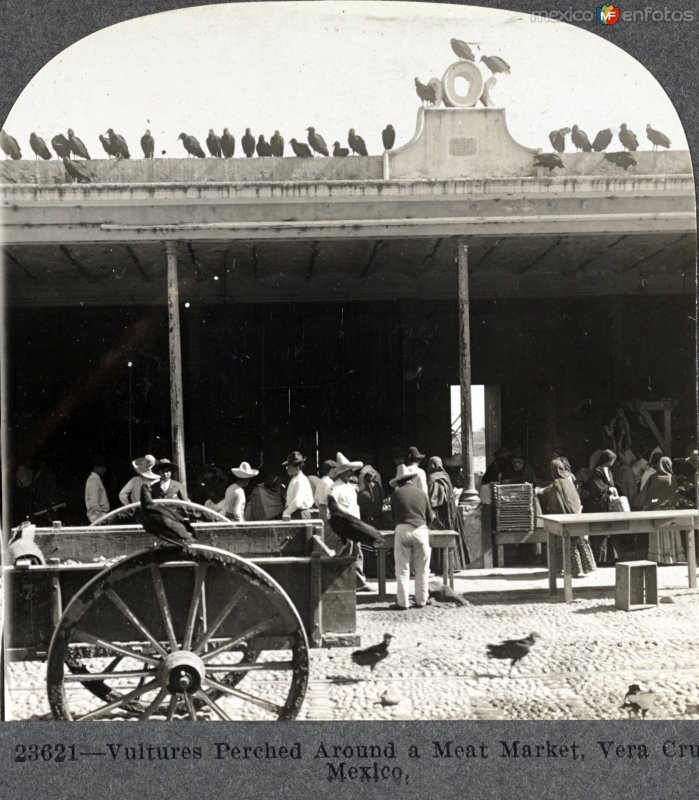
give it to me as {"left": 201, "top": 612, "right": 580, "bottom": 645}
{"left": 638, "top": 457, "right": 685, "bottom": 564}
{"left": 539, "top": 459, "right": 596, "bottom": 577}
{"left": 357, "top": 465, "right": 385, "bottom": 528}
{"left": 426, "top": 456, "right": 469, "bottom": 569}
{"left": 584, "top": 449, "right": 620, "bottom": 563}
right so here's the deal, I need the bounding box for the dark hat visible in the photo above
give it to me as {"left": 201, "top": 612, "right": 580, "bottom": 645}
{"left": 282, "top": 451, "right": 306, "bottom": 467}
{"left": 510, "top": 448, "right": 525, "bottom": 460}
{"left": 494, "top": 446, "right": 510, "bottom": 458}
{"left": 321, "top": 459, "right": 337, "bottom": 473}
{"left": 407, "top": 446, "right": 425, "bottom": 461}
{"left": 153, "top": 458, "right": 178, "bottom": 474}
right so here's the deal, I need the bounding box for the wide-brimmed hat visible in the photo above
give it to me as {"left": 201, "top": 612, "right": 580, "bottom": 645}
{"left": 407, "top": 446, "right": 425, "bottom": 461}
{"left": 231, "top": 461, "right": 259, "bottom": 479}
{"left": 390, "top": 464, "right": 417, "bottom": 487}
{"left": 132, "top": 454, "right": 158, "bottom": 480}
{"left": 330, "top": 452, "right": 363, "bottom": 479}
{"left": 153, "top": 458, "right": 178, "bottom": 474}
{"left": 282, "top": 451, "right": 306, "bottom": 467}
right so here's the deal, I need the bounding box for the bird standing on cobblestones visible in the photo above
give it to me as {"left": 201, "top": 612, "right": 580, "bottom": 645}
{"left": 620, "top": 683, "right": 655, "bottom": 718}
{"left": 486, "top": 632, "right": 539, "bottom": 676}
{"left": 351, "top": 633, "right": 393, "bottom": 672}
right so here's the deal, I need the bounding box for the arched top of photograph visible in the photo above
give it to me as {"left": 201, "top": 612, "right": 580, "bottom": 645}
{"left": 1, "top": 1, "right": 690, "bottom": 170}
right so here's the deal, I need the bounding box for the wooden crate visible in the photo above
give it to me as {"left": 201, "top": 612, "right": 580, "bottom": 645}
{"left": 615, "top": 560, "right": 658, "bottom": 611}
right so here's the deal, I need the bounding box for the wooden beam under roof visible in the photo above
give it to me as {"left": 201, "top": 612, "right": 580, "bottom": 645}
{"left": 251, "top": 244, "right": 259, "bottom": 280}
{"left": 519, "top": 237, "right": 566, "bottom": 274}
{"left": 469, "top": 237, "right": 503, "bottom": 271}
{"left": 621, "top": 233, "right": 690, "bottom": 273}
{"left": 186, "top": 242, "right": 204, "bottom": 281}
{"left": 575, "top": 235, "right": 627, "bottom": 271}
{"left": 124, "top": 245, "right": 152, "bottom": 282}
{"left": 360, "top": 240, "right": 386, "bottom": 278}
{"left": 59, "top": 245, "right": 98, "bottom": 282}
{"left": 3, "top": 249, "right": 44, "bottom": 283}
{"left": 413, "top": 237, "right": 444, "bottom": 278}
{"left": 306, "top": 241, "right": 320, "bottom": 281}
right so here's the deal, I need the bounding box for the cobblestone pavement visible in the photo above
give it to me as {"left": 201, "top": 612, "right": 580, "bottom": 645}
{"left": 6, "top": 566, "right": 699, "bottom": 721}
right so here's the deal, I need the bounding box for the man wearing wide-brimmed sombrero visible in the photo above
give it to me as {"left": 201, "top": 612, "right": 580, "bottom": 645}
{"left": 224, "top": 461, "right": 259, "bottom": 522}
{"left": 118, "top": 454, "right": 159, "bottom": 506}
{"left": 330, "top": 452, "right": 371, "bottom": 592}
{"left": 151, "top": 458, "right": 188, "bottom": 501}
{"left": 281, "top": 451, "right": 314, "bottom": 520}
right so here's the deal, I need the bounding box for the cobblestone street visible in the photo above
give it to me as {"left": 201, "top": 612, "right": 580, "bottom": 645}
{"left": 7, "top": 565, "right": 699, "bottom": 722}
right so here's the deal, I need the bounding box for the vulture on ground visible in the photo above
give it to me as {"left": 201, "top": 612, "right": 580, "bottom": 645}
{"left": 486, "top": 632, "right": 540, "bottom": 676}
{"left": 351, "top": 634, "right": 393, "bottom": 672}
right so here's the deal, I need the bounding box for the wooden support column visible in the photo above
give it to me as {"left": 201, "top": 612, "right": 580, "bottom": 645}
{"left": 457, "top": 241, "right": 478, "bottom": 506}
{"left": 165, "top": 241, "right": 187, "bottom": 491}
{"left": 610, "top": 296, "right": 625, "bottom": 400}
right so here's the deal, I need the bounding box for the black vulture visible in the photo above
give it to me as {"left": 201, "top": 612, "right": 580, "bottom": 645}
{"left": 486, "top": 632, "right": 539, "bottom": 675}
{"left": 332, "top": 141, "right": 349, "bottom": 157}
{"left": 382, "top": 124, "right": 395, "bottom": 151}
{"left": 619, "top": 123, "right": 639, "bottom": 151}
{"left": 62, "top": 156, "right": 92, "bottom": 183}
{"left": 307, "top": 127, "right": 329, "bottom": 157}
{"left": 351, "top": 634, "right": 393, "bottom": 672}
{"left": 29, "top": 132, "right": 51, "bottom": 159}
{"left": 290, "top": 138, "right": 313, "bottom": 158}
{"left": 450, "top": 38, "right": 476, "bottom": 61}
{"left": 571, "top": 125, "right": 592, "bottom": 152}
{"left": 533, "top": 153, "right": 565, "bottom": 173}
{"left": 221, "top": 128, "right": 236, "bottom": 158}
{"left": 178, "top": 132, "right": 206, "bottom": 158}
{"left": 206, "top": 128, "right": 222, "bottom": 157}
{"left": 107, "top": 128, "right": 130, "bottom": 159}
{"left": 646, "top": 124, "right": 671, "bottom": 150}
{"left": 139, "top": 482, "right": 195, "bottom": 546}
{"left": 98, "top": 134, "right": 119, "bottom": 158}
{"left": 414, "top": 77, "right": 437, "bottom": 106}
{"left": 428, "top": 580, "right": 469, "bottom": 606}
{"left": 480, "top": 55, "right": 511, "bottom": 74}
{"left": 67, "top": 129, "right": 90, "bottom": 159}
{"left": 604, "top": 151, "right": 637, "bottom": 171}
{"left": 591, "top": 128, "right": 613, "bottom": 152}
{"left": 548, "top": 127, "right": 570, "bottom": 153}
{"left": 140, "top": 129, "right": 154, "bottom": 158}
{"left": 0, "top": 129, "right": 21, "bottom": 159}
{"left": 256, "top": 135, "right": 272, "bottom": 157}
{"left": 327, "top": 495, "right": 385, "bottom": 547}
{"left": 620, "top": 683, "right": 655, "bottom": 718}
{"left": 270, "top": 130, "right": 284, "bottom": 157}
{"left": 51, "top": 134, "right": 71, "bottom": 159}
{"left": 242, "top": 128, "right": 255, "bottom": 158}
{"left": 348, "top": 128, "right": 368, "bottom": 156}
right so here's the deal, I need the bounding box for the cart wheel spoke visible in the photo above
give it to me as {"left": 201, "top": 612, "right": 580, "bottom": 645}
{"left": 105, "top": 588, "right": 168, "bottom": 658}
{"left": 165, "top": 694, "right": 179, "bottom": 721}
{"left": 202, "top": 676, "right": 283, "bottom": 716}
{"left": 140, "top": 687, "right": 170, "bottom": 721}
{"left": 192, "top": 585, "right": 246, "bottom": 655}
{"left": 75, "top": 679, "right": 160, "bottom": 721}
{"left": 206, "top": 660, "right": 294, "bottom": 674}
{"left": 150, "top": 564, "right": 178, "bottom": 650}
{"left": 200, "top": 615, "right": 280, "bottom": 663}
{"left": 182, "top": 562, "right": 207, "bottom": 650}
{"left": 182, "top": 692, "right": 198, "bottom": 721}
{"left": 194, "top": 689, "right": 232, "bottom": 721}
{"left": 72, "top": 630, "right": 160, "bottom": 665}
{"left": 64, "top": 669, "right": 156, "bottom": 683}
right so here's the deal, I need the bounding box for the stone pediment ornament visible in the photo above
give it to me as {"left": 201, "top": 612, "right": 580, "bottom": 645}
{"left": 441, "top": 60, "right": 485, "bottom": 108}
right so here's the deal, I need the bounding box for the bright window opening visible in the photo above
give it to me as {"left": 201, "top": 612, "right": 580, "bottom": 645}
{"left": 450, "top": 385, "right": 486, "bottom": 475}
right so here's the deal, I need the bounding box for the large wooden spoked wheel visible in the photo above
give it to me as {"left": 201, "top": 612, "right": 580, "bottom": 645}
{"left": 47, "top": 545, "right": 309, "bottom": 721}
{"left": 89, "top": 499, "right": 230, "bottom": 526}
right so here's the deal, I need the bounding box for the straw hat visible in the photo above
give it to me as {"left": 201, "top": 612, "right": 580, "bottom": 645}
{"left": 132, "top": 454, "right": 158, "bottom": 480}
{"left": 407, "top": 446, "right": 425, "bottom": 461}
{"left": 153, "top": 458, "right": 178, "bottom": 474}
{"left": 330, "top": 452, "right": 363, "bottom": 479}
{"left": 231, "top": 461, "right": 259, "bottom": 479}
{"left": 390, "top": 464, "right": 417, "bottom": 488}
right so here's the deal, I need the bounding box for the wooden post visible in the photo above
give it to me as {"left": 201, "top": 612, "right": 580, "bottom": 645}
{"left": 457, "top": 241, "right": 478, "bottom": 506}
{"left": 165, "top": 241, "right": 187, "bottom": 491}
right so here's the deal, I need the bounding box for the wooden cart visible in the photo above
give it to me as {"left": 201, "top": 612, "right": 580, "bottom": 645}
{"left": 4, "top": 501, "right": 357, "bottom": 722}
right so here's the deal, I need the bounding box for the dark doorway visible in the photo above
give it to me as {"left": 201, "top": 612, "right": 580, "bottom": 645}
{"left": 261, "top": 386, "right": 321, "bottom": 472}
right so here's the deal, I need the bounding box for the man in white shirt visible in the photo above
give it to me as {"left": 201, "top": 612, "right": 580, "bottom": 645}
{"left": 85, "top": 457, "right": 110, "bottom": 523}
{"left": 224, "top": 461, "right": 259, "bottom": 521}
{"left": 282, "top": 451, "right": 315, "bottom": 519}
{"left": 330, "top": 452, "right": 370, "bottom": 591}
{"left": 406, "top": 446, "right": 429, "bottom": 495}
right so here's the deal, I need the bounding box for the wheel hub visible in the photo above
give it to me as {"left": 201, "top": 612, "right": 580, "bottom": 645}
{"left": 158, "top": 651, "right": 206, "bottom": 694}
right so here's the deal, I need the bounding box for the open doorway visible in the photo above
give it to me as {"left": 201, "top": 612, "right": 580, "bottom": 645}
{"left": 450, "top": 384, "right": 486, "bottom": 476}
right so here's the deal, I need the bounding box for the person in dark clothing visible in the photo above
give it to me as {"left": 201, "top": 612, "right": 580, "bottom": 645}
{"left": 585, "top": 449, "right": 619, "bottom": 563}
{"left": 501, "top": 448, "right": 536, "bottom": 484}
{"left": 481, "top": 446, "right": 511, "bottom": 485}
{"left": 426, "top": 456, "right": 469, "bottom": 569}
{"left": 390, "top": 464, "right": 434, "bottom": 610}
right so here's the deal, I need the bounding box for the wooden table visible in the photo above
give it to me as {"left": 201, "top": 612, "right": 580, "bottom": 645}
{"left": 540, "top": 510, "right": 698, "bottom": 602}
{"left": 375, "top": 530, "right": 458, "bottom": 600}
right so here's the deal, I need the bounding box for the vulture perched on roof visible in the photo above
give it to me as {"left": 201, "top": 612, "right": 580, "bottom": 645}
{"left": 646, "top": 124, "right": 671, "bottom": 150}
{"left": 221, "top": 128, "right": 236, "bottom": 158}
{"left": 107, "top": 128, "right": 130, "bottom": 159}
{"left": 140, "top": 130, "right": 154, "bottom": 159}
{"left": 332, "top": 141, "right": 349, "bottom": 157}
{"left": 604, "top": 151, "right": 637, "bottom": 171}
{"left": 67, "top": 129, "right": 90, "bottom": 159}
{"left": 548, "top": 128, "right": 570, "bottom": 153}
{"left": 533, "top": 153, "right": 565, "bottom": 173}
{"left": 206, "top": 129, "right": 222, "bottom": 157}
{"left": 450, "top": 38, "right": 476, "bottom": 61}
{"left": 307, "top": 127, "right": 329, "bottom": 157}
{"left": 256, "top": 135, "right": 272, "bottom": 157}
{"left": 591, "top": 128, "right": 613, "bottom": 152}
{"left": 178, "top": 132, "right": 206, "bottom": 158}
{"left": 290, "top": 138, "right": 313, "bottom": 157}
{"left": 29, "top": 132, "right": 51, "bottom": 160}
{"left": 348, "top": 128, "right": 368, "bottom": 156}
{"left": 51, "top": 134, "right": 72, "bottom": 159}
{"left": 415, "top": 77, "right": 438, "bottom": 106}
{"left": 382, "top": 124, "right": 395, "bottom": 151}
{"left": 62, "top": 156, "right": 93, "bottom": 183}
{"left": 1, "top": 129, "right": 22, "bottom": 159}
{"left": 480, "top": 55, "right": 510, "bottom": 74}
{"left": 242, "top": 128, "right": 256, "bottom": 158}
{"left": 270, "top": 130, "right": 284, "bottom": 157}
{"left": 98, "top": 133, "right": 118, "bottom": 158}
{"left": 571, "top": 125, "right": 592, "bottom": 152}
{"left": 618, "top": 123, "right": 639, "bottom": 152}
